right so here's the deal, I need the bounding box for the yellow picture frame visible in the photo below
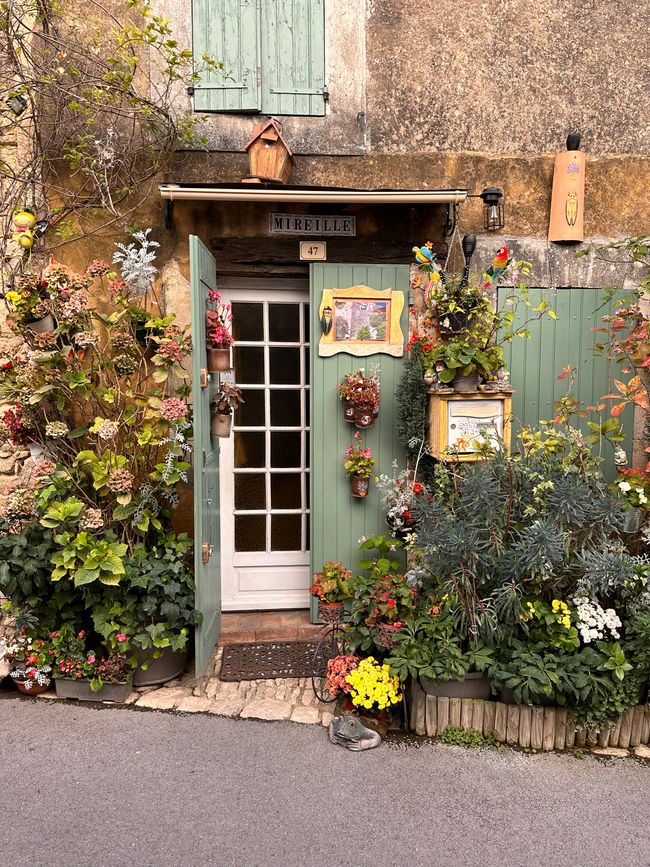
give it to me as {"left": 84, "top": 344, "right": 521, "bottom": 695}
{"left": 318, "top": 284, "right": 405, "bottom": 357}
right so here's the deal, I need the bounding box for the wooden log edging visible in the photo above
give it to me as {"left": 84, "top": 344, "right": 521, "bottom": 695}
{"left": 409, "top": 679, "right": 650, "bottom": 751}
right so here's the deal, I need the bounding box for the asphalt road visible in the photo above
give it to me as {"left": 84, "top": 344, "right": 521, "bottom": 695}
{"left": 1, "top": 695, "right": 648, "bottom": 867}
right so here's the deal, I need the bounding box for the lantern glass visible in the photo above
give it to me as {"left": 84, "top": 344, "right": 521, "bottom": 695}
{"left": 479, "top": 188, "right": 505, "bottom": 231}
{"left": 6, "top": 94, "right": 28, "bottom": 116}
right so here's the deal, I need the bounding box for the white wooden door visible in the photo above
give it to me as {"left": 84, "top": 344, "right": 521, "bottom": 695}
{"left": 219, "top": 288, "right": 311, "bottom": 610}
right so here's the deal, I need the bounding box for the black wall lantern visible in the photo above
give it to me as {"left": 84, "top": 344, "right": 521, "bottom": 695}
{"left": 5, "top": 93, "right": 28, "bottom": 116}
{"left": 479, "top": 187, "right": 505, "bottom": 231}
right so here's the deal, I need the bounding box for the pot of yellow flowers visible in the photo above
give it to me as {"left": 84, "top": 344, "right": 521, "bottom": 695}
{"left": 329, "top": 656, "right": 402, "bottom": 744}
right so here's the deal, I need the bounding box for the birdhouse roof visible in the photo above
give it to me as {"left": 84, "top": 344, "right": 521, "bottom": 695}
{"left": 244, "top": 118, "right": 293, "bottom": 157}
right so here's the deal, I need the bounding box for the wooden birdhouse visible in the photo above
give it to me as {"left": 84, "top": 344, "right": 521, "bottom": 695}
{"left": 243, "top": 119, "right": 294, "bottom": 185}
{"left": 428, "top": 391, "right": 512, "bottom": 461}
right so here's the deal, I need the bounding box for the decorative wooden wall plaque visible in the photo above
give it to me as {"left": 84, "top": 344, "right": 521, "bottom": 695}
{"left": 548, "top": 133, "right": 586, "bottom": 242}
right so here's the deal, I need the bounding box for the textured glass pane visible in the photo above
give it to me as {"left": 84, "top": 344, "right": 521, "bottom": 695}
{"left": 271, "top": 432, "right": 301, "bottom": 467}
{"left": 232, "top": 302, "right": 263, "bottom": 342}
{"left": 271, "top": 473, "right": 301, "bottom": 509}
{"left": 269, "top": 347, "right": 300, "bottom": 385}
{"left": 233, "top": 345, "right": 264, "bottom": 384}
{"left": 234, "top": 432, "right": 265, "bottom": 468}
{"left": 235, "top": 473, "right": 266, "bottom": 510}
{"left": 304, "top": 347, "right": 310, "bottom": 384}
{"left": 270, "top": 390, "right": 301, "bottom": 427}
{"left": 303, "top": 304, "right": 309, "bottom": 342}
{"left": 304, "top": 387, "right": 310, "bottom": 423}
{"left": 271, "top": 514, "right": 301, "bottom": 551}
{"left": 235, "top": 515, "right": 266, "bottom": 553}
{"left": 269, "top": 303, "right": 300, "bottom": 342}
{"left": 305, "top": 472, "right": 310, "bottom": 509}
{"left": 236, "top": 389, "right": 265, "bottom": 427}
{"left": 305, "top": 432, "right": 310, "bottom": 466}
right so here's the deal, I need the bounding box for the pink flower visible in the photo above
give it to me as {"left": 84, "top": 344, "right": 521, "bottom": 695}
{"left": 78, "top": 630, "right": 85, "bottom": 639}
{"left": 87, "top": 655, "right": 95, "bottom": 664}
{"left": 116, "top": 633, "right": 127, "bottom": 642}
{"left": 159, "top": 397, "right": 189, "bottom": 422}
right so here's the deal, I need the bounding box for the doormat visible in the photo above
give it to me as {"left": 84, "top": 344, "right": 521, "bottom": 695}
{"left": 219, "top": 640, "right": 320, "bottom": 681}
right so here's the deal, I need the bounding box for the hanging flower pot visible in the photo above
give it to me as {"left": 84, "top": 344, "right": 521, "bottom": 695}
{"left": 350, "top": 475, "right": 370, "bottom": 498}
{"left": 26, "top": 313, "right": 56, "bottom": 335}
{"left": 343, "top": 400, "right": 356, "bottom": 423}
{"left": 207, "top": 347, "right": 231, "bottom": 372}
{"left": 211, "top": 412, "right": 232, "bottom": 438}
{"left": 354, "top": 406, "right": 374, "bottom": 429}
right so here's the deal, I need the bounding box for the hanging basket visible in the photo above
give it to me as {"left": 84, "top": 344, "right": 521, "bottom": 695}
{"left": 350, "top": 475, "right": 370, "bottom": 498}
{"left": 342, "top": 400, "right": 356, "bottom": 423}
{"left": 354, "top": 406, "right": 375, "bottom": 429}
{"left": 211, "top": 412, "right": 233, "bottom": 438}
{"left": 207, "top": 347, "right": 231, "bottom": 372}
{"left": 25, "top": 313, "right": 56, "bottom": 335}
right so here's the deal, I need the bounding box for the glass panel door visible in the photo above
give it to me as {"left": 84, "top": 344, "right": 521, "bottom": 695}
{"left": 219, "top": 288, "right": 310, "bottom": 610}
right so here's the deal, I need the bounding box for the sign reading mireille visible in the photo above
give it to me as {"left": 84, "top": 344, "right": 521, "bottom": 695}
{"left": 269, "top": 213, "right": 356, "bottom": 236}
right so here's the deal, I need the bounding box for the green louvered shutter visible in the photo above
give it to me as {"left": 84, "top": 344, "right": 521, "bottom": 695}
{"left": 261, "top": 0, "right": 326, "bottom": 116}
{"left": 192, "top": 0, "right": 261, "bottom": 112}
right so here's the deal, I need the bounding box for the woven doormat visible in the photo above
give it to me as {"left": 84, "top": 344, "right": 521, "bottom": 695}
{"left": 219, "top": 640, "right": 319, "bottom": 681}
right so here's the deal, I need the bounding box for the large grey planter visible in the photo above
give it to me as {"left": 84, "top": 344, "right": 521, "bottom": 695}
{"left": 133, "top": 647, "right": 188, "bottom": 687}
{"left": 420, "top": 672, "right": 492, "bottom": 700}
{"left": 55, "top": 676, "right": 133, "bottom": 702}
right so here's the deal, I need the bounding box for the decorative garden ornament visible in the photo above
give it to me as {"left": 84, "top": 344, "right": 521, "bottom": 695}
{"left": 329, "top": 715, "right": 382, "bottom": 751}
{"left": 548, "top": 132, "right": 585, "bottom": 242}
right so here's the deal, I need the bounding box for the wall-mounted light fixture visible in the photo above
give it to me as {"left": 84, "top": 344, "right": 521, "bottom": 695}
{"left": 478, "top": 187, "right": 505, "bottom": 231}
{"left": 5, "top": 94, "right": 28, "bottom": 116}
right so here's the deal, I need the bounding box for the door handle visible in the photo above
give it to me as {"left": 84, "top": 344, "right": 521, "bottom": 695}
{"left": 202, "top": 543, "right": 214, "bottom": 564}
{"left": 206, "top": 497, "right": 213, "bottom": 506}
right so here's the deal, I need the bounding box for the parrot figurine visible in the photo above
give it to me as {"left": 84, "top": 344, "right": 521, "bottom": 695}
{"left": 482, "top": 245, "right": 510, "bottom": 291}
{"left": 412, "top": 242, "right": 435, "bottom": 265}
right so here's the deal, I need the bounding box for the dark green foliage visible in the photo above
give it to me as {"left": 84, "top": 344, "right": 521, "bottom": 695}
{"left": 439, "top": 725, "right": 485, "bottom": 747}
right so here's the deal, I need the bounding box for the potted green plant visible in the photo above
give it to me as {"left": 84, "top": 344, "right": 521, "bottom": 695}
{"left": 4, "top": 628, "right": 53, "bottom": 695}
{"left": 50, "top": 624, "right": 133, "bottom": 701}
{"left": 337, "top": 368, "right": 380, "bottom": 427}
{"left": 343, "top": 432, "right": 375, "bottom": 498}
{"left": 310, "top": 561, "right": 353, "bottom": 622}
{"left": 206, "top": 289, "right": 234, "bottom": 372}
{"left": 424, "top": 338, "right": 504, "bottom": 392}
{"left": 4, "top": 273, "right": 57, "bottom": 335}
{"left": 210, "top": 383, "right": 244, "bottom": 438}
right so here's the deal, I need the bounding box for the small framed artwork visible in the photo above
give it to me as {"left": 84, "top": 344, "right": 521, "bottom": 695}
{"left": 318, "top": 284, "right": 405, "bottom": 357}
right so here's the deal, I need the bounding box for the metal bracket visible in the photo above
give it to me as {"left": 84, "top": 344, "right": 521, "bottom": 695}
{"left": 201, "top": 542, "right": 213, "bottom": 565}
{"left": 164, "top": 199, "right": 174, "bottom": 231}
{"left": 200, "top": 368, "right": 209, "bottom": 389}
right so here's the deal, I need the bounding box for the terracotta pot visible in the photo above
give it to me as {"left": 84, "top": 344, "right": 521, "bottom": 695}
{"left": 453, "top": 370, "right": 481, "bottom": 393}
{"left": 420, "top": 672, "right": 491, "bottom": 700}
{"left": 133, "top": 647, "right": 188, "bottom": 688}
{"left": 211, "top": 412, "right": 232, "bottom": 438}
{"left": 353, "top": 406, "right": 374, "bottom": 429}
{"left": 350, "top": 475, "right": 370, "bottom": 498}
{"left": 343, "top": 400, "right": 356, "bottom": 423}
{"left": 13, "top": 677, "right": 51, "bottom": 696}
{"left": 207, "top": 347, "right": 231, "bottom": 372}
{"left": 373, "top": 622, "right": 402, "bottom": 649}
{"left": 26, "top": 313, "right": 55, "bottom": 334}
{"left": 317, "top": 600, "right": 344, "bottom": 624}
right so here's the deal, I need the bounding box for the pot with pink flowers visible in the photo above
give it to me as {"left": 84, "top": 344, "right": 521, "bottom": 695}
{"left": 343, "top": 432, "right": 375, "bottom": 498}
{"left": 206, "top": 289, "right": 234, "bottom": 372}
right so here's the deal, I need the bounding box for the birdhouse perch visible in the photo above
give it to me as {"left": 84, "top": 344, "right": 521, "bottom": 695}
{"left": 243, "top": 119, "right": 294, "bottom": 185}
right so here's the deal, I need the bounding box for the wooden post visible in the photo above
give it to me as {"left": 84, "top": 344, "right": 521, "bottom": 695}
{"left": 630, "top": 705, "right": 644, "bottom": 747}
{"left": 437, "top": 697, "right": 450, "bottom": 735}
{"left": 483, "top": 701, "right": 497, "bottom": 739}
{"left": 518, "top": 706, "right": 532, "bottom": 748}
{"left": 414, "top": 687, "right": 426, "bottom": 736}
{"left": 543, "top": 708, "right": 556, "bottom": 750}
{"left": 472, "top": 699, "right": 485, "bottom": 734}
{"left": 575, "top": 728, "right": 587, "bottom": 749}
{"left": 618, "top": 707, "right": 635, "bottom": 749}
{"left": 586, "top": 726, "right": 598, "bottom": 748}
{"left": 554, "top": 708, "right": 568, "bottom": 750}
{"left": 597, "top": 724, "right": 610, "bottom": 749}
{"left": 641, "top": 705, "right": 650, "bottom": 745}
{"left": 461, "top": 699, "right": 474, "bottom": 731}
{"left": 548, "top": 133, "right": 585, "bottom": 242}
{"left": 565, "top": 716, "right": 576, "bottom": 749}
{"left": 425, "top": 695, "right": 437, "bottom": 737}
{"left": 494, "top": 702, "right": 508, "bottom": 742}
{"left": 506, "top": 705, "right": 520, "bottom": 746}
{"left": 449, "top": 697, "right": 461, "bottom": 727}
{"left": 531, "top": 707, "right": 544, "bottom": 749}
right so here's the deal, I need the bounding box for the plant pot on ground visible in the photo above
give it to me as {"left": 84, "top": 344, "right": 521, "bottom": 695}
{"left": 419, "top": 671, "right": 492, "bottom": 700}
{"left": 55, "top": 675, "right": 133, "bottom": 702}
{"left": 133, "top": 646, "right": 188, "bottom": 687}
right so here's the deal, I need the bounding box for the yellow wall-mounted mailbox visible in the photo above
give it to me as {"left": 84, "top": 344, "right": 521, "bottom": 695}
{"left": 428, "top": 392, "right": 512, "bottom": 461}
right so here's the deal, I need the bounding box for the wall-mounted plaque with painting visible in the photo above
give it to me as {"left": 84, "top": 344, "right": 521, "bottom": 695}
{"left": 318, "top": 285, "right": 405, "bottom": 357}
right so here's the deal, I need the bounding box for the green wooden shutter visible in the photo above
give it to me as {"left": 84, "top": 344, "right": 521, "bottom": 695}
{"left": 500, "top": 286, "right": 633, "bottom": 481}
{"left": 190, "top": 236, "right": 221, "bottom": 674}
{"left": 309, "top": 264, "right": 409, "bottom": 619}
{"left": 192, "top": 0, "right": 261, "bottom": 112}
{"left": 261, "top": 0, "right": 326, "bottom": 116}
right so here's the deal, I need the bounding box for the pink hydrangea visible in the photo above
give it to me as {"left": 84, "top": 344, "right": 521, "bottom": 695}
{"left": 159, "top": 397, "right": 188, "bottom": 422}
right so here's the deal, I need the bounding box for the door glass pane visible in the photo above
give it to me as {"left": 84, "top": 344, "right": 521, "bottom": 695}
{"left": 271, "top": 431, "right": 301, "bottom": 467}
{"left": 233, "top": 346, "right": 264, "bottom": 384}
{"left": 269, "top": 303, "right": 300, "bottom": 342}
{"left": 234, "top": 432, "right": 265, "bottom": 468}
{"left": 234, "top": 473, "right": 266, "bottom": 510}
{"left": 303, "top": 303, "right": 309, "bottom": 341}
{"left": 271, "top": 514, "right": 301, "bottom": 551}
{"left": 236, "top": 389, "right": 265, "bottom": 427}
{"left": 270, "top": 390, "right": 301, "bottom": 426}
{"left": 269, "top": 347, "right": 300, "bottom": 384}
{"left": 271, "top": 473, "right": 302, "bottom": 509}
{"left": 232, "top": 302, "right": 263, "bottom": 342}
{"left": 235, "top": 515, "right": 266, "bottom": 552}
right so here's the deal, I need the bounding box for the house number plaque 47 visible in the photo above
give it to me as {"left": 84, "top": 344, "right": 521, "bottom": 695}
{"left": 299, "top": 241, "right": 327, "bottom": 261}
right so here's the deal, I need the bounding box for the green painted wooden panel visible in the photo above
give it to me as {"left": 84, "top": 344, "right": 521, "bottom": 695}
{"left": 310, "top": 264, "right": 409, "bottom": 604}
{"left": 261, "top": 0, "right": 326, "bottom": 116}
{"left": 500, "top": 286, "right": 633, "bottom": 481}
{"left": 190, "top": 236, "right": 221, "bottom": 673}
{"left": 192, "top": 0, "right": 260, "bottom": 112}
